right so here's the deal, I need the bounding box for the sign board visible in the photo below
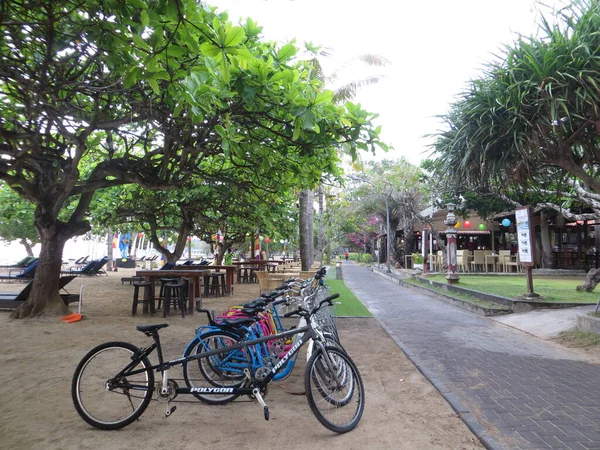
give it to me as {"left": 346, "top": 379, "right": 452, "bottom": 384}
{"left": 515, "top": 206, "right": 534, "bottom": 265}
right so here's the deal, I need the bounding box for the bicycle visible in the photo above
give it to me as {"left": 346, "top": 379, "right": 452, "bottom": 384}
{"left": 71, "top": 293, "right": 365, "bottom": 433}
{"left": 182, "top": 270, "right": 342, "bottom": 403}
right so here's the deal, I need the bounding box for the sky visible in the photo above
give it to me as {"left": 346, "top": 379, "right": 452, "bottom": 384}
{"left": 207, "top": 0, "right": 562, "bottom": 165}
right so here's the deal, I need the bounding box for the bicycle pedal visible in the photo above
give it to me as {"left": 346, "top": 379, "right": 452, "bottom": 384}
{"left": 165, "top": 405, "right": 176, "bottom": 417}
{"left": 264, "top": 406, "right": 270, "bottom": 421}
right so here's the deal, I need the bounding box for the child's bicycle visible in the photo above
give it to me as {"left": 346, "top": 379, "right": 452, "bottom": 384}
{"left": 71, "top": 293, "right": 365, "bottom": 433}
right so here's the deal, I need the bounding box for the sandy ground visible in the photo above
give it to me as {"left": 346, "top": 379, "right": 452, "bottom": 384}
{"left": 0, "top": 268, "right": 483, "bottom": 450}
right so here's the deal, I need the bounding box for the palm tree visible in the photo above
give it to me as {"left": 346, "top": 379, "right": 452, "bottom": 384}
{"left": 300, "top": 50, "right": 390, "bottom": 270}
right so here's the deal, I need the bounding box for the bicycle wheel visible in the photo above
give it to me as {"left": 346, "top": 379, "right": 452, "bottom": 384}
{"left": 312, "top": 346, "right": 354, "bottom": 407}
{"left": 72, "top": 341, "right": 154, "bottom": 430}
{"left": 305, "top": 346, "right": 364, "bottom": 433}
{"left": 182, "top": 331, "right": 246, "bottom": 405}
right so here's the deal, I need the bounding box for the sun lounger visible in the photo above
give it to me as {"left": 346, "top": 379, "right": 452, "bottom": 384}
{"left": 60, "top": 257, "right": 109, "bottom": 276}
{"left": 0, "top": 256, "right": 37, "bottom": 269}
{"left": 0, "top": 260, "right": 39, "bottom": 281}
{"left": 0, "top": 275, "right": 77, "bottom": 310}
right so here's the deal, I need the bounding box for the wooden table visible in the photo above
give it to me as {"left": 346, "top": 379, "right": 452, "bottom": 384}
{"left": 136, "top": 269, "right": 210, "bottom": 314}
{"left": 232, "top": 260, "right": 277, "bottom": 269}
{"left": 232, "top": 260, "right": 276, "bottom": 283}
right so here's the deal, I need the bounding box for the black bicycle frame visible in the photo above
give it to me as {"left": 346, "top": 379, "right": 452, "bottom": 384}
{"left": 110, "top": 324, "right": 317, "bottom": 397}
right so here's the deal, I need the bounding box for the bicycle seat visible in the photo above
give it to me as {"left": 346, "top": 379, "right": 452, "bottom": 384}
{"left": 244, "top": 299, "right": 267, "bottom": 309}
{"left": 136, "top": 323, "right": 169, "bottom": 333}
{"left": 244, "top": 306, "right": 268, "bottom": 315}
{"left": 217, "top": 317, "right": 257, "bottom": 328}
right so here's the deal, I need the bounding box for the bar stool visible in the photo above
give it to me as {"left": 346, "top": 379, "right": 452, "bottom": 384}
{"left": 131, "top": 281, "right": 155, "bottom": 315}
{"left": 162, "top": 281, "right": 187, "bottom": 318}
{"left": 240, "top": 266, "right": 250, "bottom": 283}
{"left": 209, "top": 272, "right": 226, "bottom": 297}
{"left": 157, "top": 277, "right": 180, "bottom": 309}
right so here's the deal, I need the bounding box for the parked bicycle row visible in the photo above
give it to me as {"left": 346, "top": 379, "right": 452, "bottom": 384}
{"left": 71, "top": 266, "right": 365, "bottom": 434}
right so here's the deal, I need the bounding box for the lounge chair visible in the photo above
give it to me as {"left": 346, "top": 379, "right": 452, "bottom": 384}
{"left": 92, "top": 257, "right": 110, "bottom": 276}
{"left": 0, "top": 275, "right": 77, "bottom": 309}
{"left": 0, "top": 256, "right": 37, "bottom": 269}
{"left": 158, "top": 262, "right": 176, "bottom": 271}
{"left": 0, "top": 260, "right": 39, "bottom": 281}
{"left": 61, "top": 257, "right": 109, "bottom": 276}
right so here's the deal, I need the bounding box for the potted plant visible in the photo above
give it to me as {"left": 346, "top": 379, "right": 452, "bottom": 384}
{"left": 411, "top": 252, "right": 424, "bottom": 270}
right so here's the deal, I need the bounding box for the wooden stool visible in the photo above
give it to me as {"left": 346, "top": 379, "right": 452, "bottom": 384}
{"left": 209, "top": 273, "right": 226, "bottom": 297}
{"left": 131, "top": 282, "right": 155, "bottom": 315}
{"left": 157, "top": 277, "right": 180, "bottom": 309}
{"left": 241, "top": 267, "right": 250, "bottom": 283}
{"left": 163, "top": 281, "right": 186, "bottom": 318}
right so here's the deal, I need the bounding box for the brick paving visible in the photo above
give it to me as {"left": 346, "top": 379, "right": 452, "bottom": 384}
{"left": 342, "top": 262, "right": 600, "bottom": 450}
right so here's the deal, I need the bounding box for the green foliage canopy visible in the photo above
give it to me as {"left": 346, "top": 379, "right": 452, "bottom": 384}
{"left": 431, "top": 1, "right": 600, "bottom": 217}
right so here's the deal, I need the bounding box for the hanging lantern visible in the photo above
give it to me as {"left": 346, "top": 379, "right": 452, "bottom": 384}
{"left": 219, "top": 235, "right": 224, "bottom": 242}
{"left": 187, "top": 236, "right": 192, "bottom": 242}
{"left": 265, "top": 237, "right": 271, "bottom": 243}
{"left": 478, "top": 224, "right": 486, "bottom": 231}
{"left": 454, "top": 221, "right": 461, "bottom": 229}
{"left": 138, "top": 232, "right": 144, "bottom": 238}
{"left": 464, "top": 220, "right": 471, "bottom": 228}
{"left": 501, "top": 218, "right": 511, "bottom": 227}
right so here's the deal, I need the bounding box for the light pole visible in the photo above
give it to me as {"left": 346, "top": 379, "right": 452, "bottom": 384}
{"left": 383, "top": 194, "right": 391, "bottom": 273}
{"left": 445, "top": 203, "right": 460, "bottom": 284}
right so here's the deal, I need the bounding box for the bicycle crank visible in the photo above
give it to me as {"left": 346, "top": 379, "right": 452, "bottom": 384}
{"left": 252, "top": 387, "right": 270, "bottom": 421}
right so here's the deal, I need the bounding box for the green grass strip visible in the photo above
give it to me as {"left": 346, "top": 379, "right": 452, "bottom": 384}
{"left": 425, "top": 275, "right": 597, "bottom": 303}
{"left": 322, "top": 265, "right": 372, "bottom": 317}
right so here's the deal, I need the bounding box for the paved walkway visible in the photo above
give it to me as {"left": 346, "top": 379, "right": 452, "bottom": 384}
{"left": 341, "top": 261, "right": 600, "bottom": 450}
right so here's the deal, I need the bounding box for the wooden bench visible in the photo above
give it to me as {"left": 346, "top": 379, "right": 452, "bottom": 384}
{"left": 121, "top": 276, "right": 144, "bottom": 285}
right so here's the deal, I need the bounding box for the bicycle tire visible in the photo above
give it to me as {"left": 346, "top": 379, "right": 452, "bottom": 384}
{"left": 305, "top": 346, "right": 365, "bottom": 433}
{"left": 71, "top": 341, "right": 154, "bottom": 430}
{"left": 182, "top": 332, "right": 245, "bottom": 405}
{"left": 312, "top": 346, "right": 354, "bottom": 407}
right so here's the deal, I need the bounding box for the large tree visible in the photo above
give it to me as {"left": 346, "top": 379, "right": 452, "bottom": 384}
{"left": 432, "top": 1, "right": 600, "bottom": 215}
{"left": 0, "top": 0, "right": 382, "bottom": 317}
{"left": 349, "top": 159, "right": 428, "bottom": 265}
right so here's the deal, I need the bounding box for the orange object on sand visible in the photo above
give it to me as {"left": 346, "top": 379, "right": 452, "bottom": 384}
{"left": 61, "top": 286, "right": 84, "bottom": 323}
{"left": 61, "top": 312, "right": 82, "bottom": 323}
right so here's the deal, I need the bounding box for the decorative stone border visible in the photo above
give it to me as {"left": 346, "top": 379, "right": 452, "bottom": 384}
{"left": 578, "top": 313, "right": 600, "bottom": 333}
{"left": 369, "top": 265, "right": 595, "bottom": 316}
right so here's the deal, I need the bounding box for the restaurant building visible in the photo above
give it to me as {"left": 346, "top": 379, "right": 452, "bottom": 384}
{"left": 408, "top": 208, "right": 600, "bottom": 270}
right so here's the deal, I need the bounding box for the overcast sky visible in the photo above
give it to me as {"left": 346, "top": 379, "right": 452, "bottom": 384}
{"left": 208, "top": 0, "right": 563, "bottom": 165}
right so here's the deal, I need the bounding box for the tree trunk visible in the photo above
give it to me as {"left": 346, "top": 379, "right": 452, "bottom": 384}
{"left": 106, "top": 230, "right": 114, "bottom": 272}
{"left": 539, "top": 210, "right": 554, "bottom": 268}
{"left": 577, "top": 268, "right": 600, "bottom": 292}
{"left": 12, "top": 225, "right": 69, "bottom": 318}
{"left": 317, "top": 185, "right": 324, "bottom": 265}
{"left": 308, "top": 190, "right": 314, "bottom": 265}
{"left": 299, "top": 189, "right": 313, "bottom": 271}
{"left": 20, "top": 238, "right": 34, "bottom": 257}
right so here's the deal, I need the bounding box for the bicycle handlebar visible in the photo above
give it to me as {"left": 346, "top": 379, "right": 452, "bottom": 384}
{"left": 283, "top": 293, "right": 339, "bottom": 318}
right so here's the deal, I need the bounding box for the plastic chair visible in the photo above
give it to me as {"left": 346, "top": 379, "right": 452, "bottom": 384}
{"left": 470, "top": 250, "right": 486, "bottom": 272}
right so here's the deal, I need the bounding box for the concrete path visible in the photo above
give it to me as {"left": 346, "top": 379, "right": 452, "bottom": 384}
{"left": 341, "top": 261, "right": 600, "bottom": 450}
